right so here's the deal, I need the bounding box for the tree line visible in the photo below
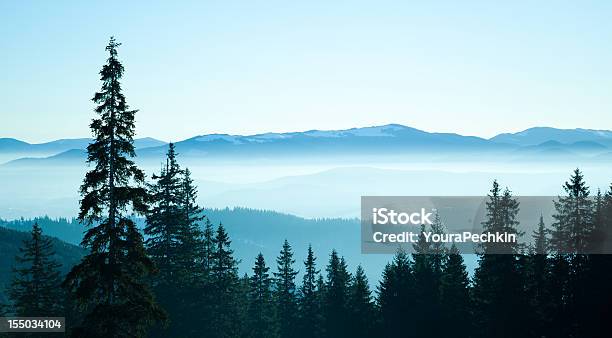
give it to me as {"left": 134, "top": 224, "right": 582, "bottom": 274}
{"left": 2, "top": 38, "right": 611, "bottom": 338}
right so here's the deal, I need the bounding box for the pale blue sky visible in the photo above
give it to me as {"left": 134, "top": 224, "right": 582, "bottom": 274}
{"left": 2, "top": 1, "right": 612, "bottom": 143}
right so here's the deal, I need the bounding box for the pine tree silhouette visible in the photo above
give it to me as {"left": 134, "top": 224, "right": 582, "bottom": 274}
{"left": 210, "top": 223, "right": 241, "bottom": 337}
{"left": 63, "top": 37, "right": 164, "bottom": 337}
{"left": 298, "top": 244, "right": 322, "bottom": 338}
{"left": 471, "top": 181, "right": 527, "bottom": 338}
{"left": 323, "top": 250, "right": 351, "bottom": 338}
{"left": 377, "top": 250, "right": 415, "bottom": 337}
{"left": 439, "top": 245, "right": 471, "bottom": 338}
{"left": 145, "top": 143, "right": 185, "bottom": 284}
{"left": 9, "top": 223, "right": 64, "bottom": 317}
{"left": 246, "top": 253, "right": 277, "bottom": 338}
{"left": 274, "top": 240, "right": 298, "bottom": 338}
{"left": 347, "top": 265, "right": 375, "bottom": 338}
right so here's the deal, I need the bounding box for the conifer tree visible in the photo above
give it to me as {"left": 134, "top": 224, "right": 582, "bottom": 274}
{"left": 581, "top": 184, "right": 612, "bottom": 337}
{"left": 471, "top": 181, "right": 527, "bottom": 338}
{"left": 145, "top": 143, "right": 184, "bottom": 283}
{"left": 145, "top": 143, "right": 191, "bottom": 337}
{"left": 439, "top": 245, "right": 471, "bottom": 338}
{"left": 323, "top": 251, "right": 350, "bottom": 338}
{"left": 200, "top": 217, "right": 216, "bottom": 281}
{"left": 377, "top": 250, "right": 415, "bottom": 337}
{"left": 63, "top": 37, "right": 164, "bottom": 337}
{"left": 523, "top": 216, "right": 553, "bottom": 337}
{"left": 274, "top": 240, "right": 298, "bottom": 338}
{"left": 347, "top": 265, "right": 375, "bottom": 338}
{"left": 551, "top": 168, "right": 594, "bottom": 253}
{"left": 549, "top": 169, "right": 593, "bottom": 337}
{"left": 236, "top": 273, "right": 250, "bottom": 337}
{"left": 298, "top": 245, "right": 321, "bottom": 338}
{"left": 188, "top": 216, "right": 217, "bottom": 335}
{"left": 314, "top": 274, "right": 326, "bottom": 337}
{"left": 9, "top": 223, "right": 64, "bottom": 317}
{"left": 210, "top": 223, "right": 241, "bottom": 337}
{"left": 412, "top": 224, "right": 439, "bottom": 337}
{"left": 145, "top": 145, "right": 206, "bottom": 336}
{"left": 177, "top": 168, "right": 205, "bottom": 281}
{"left": 247, "top": 253, "right": 277, "bottom": 338}
{"left": 428, "top": 212, "right": 446, "bottom": 282}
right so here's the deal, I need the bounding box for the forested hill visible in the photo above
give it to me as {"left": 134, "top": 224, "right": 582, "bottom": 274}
{"left": 0, "top": 209, "right": 358, "bottom": 246}
{"left": 0, "top": 226, "right": 86, "bottom": 304}
{"left": 0, "top": 216, "right": 82, "bottom": 244}
{"left": 0, "top": 209, "right": 367, "bottom": 280}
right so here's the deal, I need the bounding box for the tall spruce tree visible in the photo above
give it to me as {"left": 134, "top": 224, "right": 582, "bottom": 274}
{"left": 298, "top": 245, "right": 322, "bottom": 338}
{"left": 144, "top": 143, "right": 183, "bottom": 337}
{"left": 145, "top": 143, "right": 184, "bottom": 284}
{"left": 9, "top": 223, "right": 64, "bottom": 317}
{"left": 412, "top": 224, "right": 439, "bottom": 337}
{"left": 549, "top": 169, "right": 593, "bottom": 337}
{"left": 377, "top": 250, "right": 415, "bottom": 337}
{"left": 274, "top": 240, "right": 298, "bottom": 338}
{"left": 347, "top": 265, "right": 375, "bottom": 338}
{"left": 145, "top": 145, "right": 206, "bottom": 337}
{"left": 439, "top": 244, "right": 471, "bottom": 338}
{"left": 471, "top": 181, "right": 527, "bottom": 338}
{"left": 581, "top": 184, "right": 612, "bottom": 337}
{"left": 177, "top": 168, "right": 205, "bottom": 279}
{"left": 323, "top": 250, "right": 351, "bottom": 338}
{"left": 314, "top": 274, "right": 326, "bottom": 335}
{"left": 190, "top": 217, "right": 217, "bottom": 335}
{"left": 63, "top": 37, "right": 164, "bottom": 337}
{"left": 524, "top": 215, "right": 554, "bottom": 337}
{"left": 551, "top": 168, "right": 594, "bottom": 253}
{"left": 201, "top": 217, "right": 216, "bottom": 279}
{"left": 247, "top": 253, "right": 277, "bottom": 338}
{"left": 210, "top": 223, "right": 241, "bottom": 337}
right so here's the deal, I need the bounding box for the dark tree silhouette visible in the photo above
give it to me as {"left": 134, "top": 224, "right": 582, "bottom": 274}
{"left": 298, "top": 244, "right": 322, "bottom": 338}
{"left": 9, "top": 223, "right": 63, "bottom": 317}
{"left": 523, "top": 216, "right": 554, "bottom": 337}
{"left": 246, "top": 253, "right": 277, "bottom": 338}
{"left": 377, "top": 250, "right": 415, "bottom": 338}
{"left": 439, "top": 245, "right": 471, "bottom": 338}
{"left": 412, "top": 224, "right": 440, "bottom": 337}
{"left": 551, "top": 168, "right": 594, "bottom": 253}
{"left": 274, "top": 240, "right": 298, "bottom": 338}
{"left": 177, "top": 168, "right": 205, "bottom": 279}
{"left": 471, "top": 181, "right": 527, "bottom": 338}
{"left": 581, "top": 185, "right": 612, "bottom": 337}
{"left": 347, "top": 265, "right": 376, "bottom": 338}
{"left": 145, "top": 143, "right": 184, "bottom": 283}
{"left": 145, "top": 144, "right": 206, "bottom": 337}
{"left": 323, "top": 250, "right": 351, "bottom": 338}
{"left": 210, "top": 223, "right": 241, "bottom": 337}
{"left": 63, "top": 37, "right": 164, "bottom": 337}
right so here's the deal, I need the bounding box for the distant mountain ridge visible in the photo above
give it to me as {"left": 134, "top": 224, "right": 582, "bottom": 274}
{"left": 0, "top": 137, "right": 166, "bottom": 154}
{"left": 490, "top": 127, "right": 612, "bottom": 147}
{"left": 3, "top": 125, "right": 612, "bottom": 165}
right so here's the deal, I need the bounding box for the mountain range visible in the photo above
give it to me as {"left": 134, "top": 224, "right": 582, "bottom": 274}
{"left": 2, "top": 125, "right": 612, "bottom": 166}
{"left": 0, "top": 137, "right": 165, "bottom": 156}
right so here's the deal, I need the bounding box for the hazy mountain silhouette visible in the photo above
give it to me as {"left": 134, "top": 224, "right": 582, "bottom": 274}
{"left": 0, "top": 137, "right": 165, "bottom": 155}
{"left": 3, "top": 125, "right": 612, "bottom": 166}
{"left": 490, "top": 127, "right": 612, "bottom": 146}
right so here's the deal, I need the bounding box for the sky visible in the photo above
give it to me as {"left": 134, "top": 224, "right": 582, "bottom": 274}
{"left": 2, "top": 1, "right": 612, "bottom": 143}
